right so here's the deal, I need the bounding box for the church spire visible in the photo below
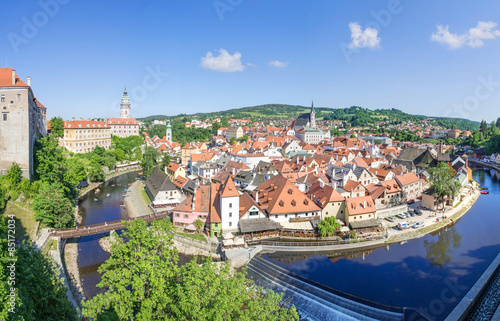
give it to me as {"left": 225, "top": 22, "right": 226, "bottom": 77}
{"left": 310, "top": 100, "right": 316, "bottom": 128}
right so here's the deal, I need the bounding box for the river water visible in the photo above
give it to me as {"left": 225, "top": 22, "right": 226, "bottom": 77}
{"left": 263, "top": 169, "right": 500, "bottom": 320}
{"left": 77, "top": 172, "right": 200, "bottom": 299}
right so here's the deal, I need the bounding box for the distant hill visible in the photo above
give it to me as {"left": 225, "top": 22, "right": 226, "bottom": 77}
{"left": 137, "top": 104, "right": 480, "bottom": 131}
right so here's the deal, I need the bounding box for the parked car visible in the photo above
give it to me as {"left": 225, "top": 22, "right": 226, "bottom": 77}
{"left": 413, "top": 222, "right": 425, "bottom": 229}
{"left": 407, "top": 199, "right": 415, "bottom": 204}
{"left": 396, "top": 213, "right": 407, "bottom": 219}
{"left": 385, "top": 216, "right": 396, "bottom": 222}
{"left": 398, "top": 222, "right": 410, "bottom": 230}
{"left": 417, "top": 195, "right": 423, "bottom": 200}
{"left": 409, "top": 211, "right": 416, "bottom": 217}
{"left": 414, "top": 209, "right": 423, "bottom": 215}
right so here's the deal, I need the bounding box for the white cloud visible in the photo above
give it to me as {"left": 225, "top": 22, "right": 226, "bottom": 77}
{"left": 200, "top": 49, "right": 245, "bottom": 72}
{"left": 431, "top": 21, "right": 500, "bottom": 49}
{"left": 246, "top": 62, "right": 257, "bottom": 67}
{"left": 348, "top": 22, "right": 381, "bottom": 49}
{"left": 268, "top": 60, "right": 289, "bottom": 68}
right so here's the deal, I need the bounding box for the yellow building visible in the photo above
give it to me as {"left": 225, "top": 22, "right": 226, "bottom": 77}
{"left": 226, "top": 126, "right": 244, "bottom": 140}
{"left": 166, "top": 162, "right": 186, "bottom": 181}
{"left": 63, "top": 120, "right": 111, "bottom": 153}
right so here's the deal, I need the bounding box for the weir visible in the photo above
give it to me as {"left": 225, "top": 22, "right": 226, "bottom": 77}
{"left": 247, "top": 257, "right": 424, "bottom": 321}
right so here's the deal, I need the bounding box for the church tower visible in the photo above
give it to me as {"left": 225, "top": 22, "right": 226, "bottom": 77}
{"left": 120, "top": 87, "right": 131, "bottom": 118}
{"left": 310, "top": 100, "right": 316, "bottom": 128}
{"left": 166, "top": 120, "right": 172, "bottom": 143}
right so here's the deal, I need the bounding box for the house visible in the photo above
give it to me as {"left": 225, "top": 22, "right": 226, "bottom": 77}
{"left": 218, "top": 176, "right": 241, "bottom": 233}
{"left": 255, "top": 175, "right": 322, "bottom": 223}
{"left": 345, "top": 196, "right": 377, "bottom": 224}
{"left": 307, "top": 181, "right": 346, "bottom": 221}
{"left": 395, "top": 172, "right": 423, "bottom": 201}
{"left": 145, "top": 167, "right": 182, "bottom": 206}
{"left": 172, "top": 184, "right": 210, "bottom": 230}
{"left": 166, "top": 162, "right": 186, "bottom": 181}
{"left": 226, "top": 126, "right": 244, "bottom": 140}
{"left": 342, "top": 180, "right": 368, "bottom": 198}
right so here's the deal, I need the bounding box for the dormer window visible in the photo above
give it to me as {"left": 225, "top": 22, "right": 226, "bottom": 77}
{"left": 291, "top": 200, "right": 296, "bottom": 206}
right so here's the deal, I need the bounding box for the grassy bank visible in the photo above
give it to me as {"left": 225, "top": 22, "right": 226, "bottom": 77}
{"left": 177, "top": 232, "right": 207, "bottom": 242}
{"left": 1, "top": 201, "right": 38, "bottom": 242}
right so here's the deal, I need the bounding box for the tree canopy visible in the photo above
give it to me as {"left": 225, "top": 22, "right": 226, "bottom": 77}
{"left": 318, "top": 216, "right": 341, "bottom": 237}
{"left": 428, "top": 162, "right": 461, "bottom": 210}
{"left": 83, "top": 219, "right": 298, "bottom": 321}
{"left": 49, "top": 116, "right": 64, "bottom": 137}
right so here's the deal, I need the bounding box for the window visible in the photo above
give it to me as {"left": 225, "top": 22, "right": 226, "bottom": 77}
{"left": 229, "top": 203, "right": 232, "bottom": 208}
{"left": 16, "top": 94, "right": 21, "bottom": 102}
{"left": 275, "top": 215, "right": 278, "bottom": 219}
{"left": 3, "top": 114, "right": 7, "bottom": 121}
{"left": 184, "top": 214, "right": 188, "bottom": 218}
{"left": 175, "top": 213, "right": 180, "bottom": 217}
{"left": 0, "top": 95, "right": 4, "bottom": 102}
{"left": 229, "top": 222, "right": 232, "bottom": 227}
{"left": 229, "top": 213, "right": 232, "bottom": 217}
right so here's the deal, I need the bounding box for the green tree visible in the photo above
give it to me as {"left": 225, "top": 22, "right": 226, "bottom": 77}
{"left": 211, "top": 121, "right": 221, "bottom": 133}
{"left": 428, "top": 162, "right": 462, "bottom": 210}
{"left": 4, "top": 163, "right": 22, "bottom": 187}
{"left": 141, "top": 147, "right": 159, "bottom": 178}
{"left": 193, "top": 219, "right": 204, "bottom": 232}
{"left": 480, "top": 120, "right": 488, "bottom": 136}
{"left": 83, "top": 219, "right": 298, "bottom": 321}
{"left": 318, "top": 216, "right": 341, "bottom": 237}
{"left": 240, "top": 135, "right": 249, "bottom": 143}
{"left": 159, "top": 154, "right": 171, "bottom": 172}
{"left": 221, "top": 117, "right": 229, "bottom": 128}
{"left": 496, "top": 117, "right": 500, "bottom": 128}
{"left": 114, "top": 148, "right": 126, "bottom": 162}
{"left": 33, "top": 184, "right": 75, "bottom": 228}
{"left": 64, "top": 157, "right": 87, "bottom": 187}
{"left": 34, "top": 136, "right": 66, "bottom": 184}
{"left": 0, "top": 184, "right": 6, "bottom": 210}
{"left": 0, "top": 225, "right": 77, "bottom": 320}
{"left": 88, "top": 166, "right": 105, "bottom": 182}
{"left": 49, "top": 116, "right": 64, "bottom": 137}
{"left": 230, "top": 137, "right": 237, "bottom": 145}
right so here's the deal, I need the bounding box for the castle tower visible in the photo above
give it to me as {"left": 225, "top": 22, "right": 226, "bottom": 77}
{"left": 310, "top": 100, "right": 316, "bottom": 128}
{"left": 120, "top": 87, "right": 131, "bottom": 118}
{"left": 166, "top": 120, "right": 172, "bottom": 143}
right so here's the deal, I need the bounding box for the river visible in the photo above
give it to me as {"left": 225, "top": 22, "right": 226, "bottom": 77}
{"left": 77, "top": 171, "right": 200, "bottom": 299}
{"left": 261, "top": 169, "right": 499, "bottom": 320}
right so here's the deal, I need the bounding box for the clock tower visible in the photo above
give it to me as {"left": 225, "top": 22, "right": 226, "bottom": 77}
{"left": 120, "top": 87, "right": 131, "bottom": 118}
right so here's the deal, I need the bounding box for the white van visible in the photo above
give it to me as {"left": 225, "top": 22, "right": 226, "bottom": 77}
{"left": 397, "top": 222, "right": 410, "bottom": 230}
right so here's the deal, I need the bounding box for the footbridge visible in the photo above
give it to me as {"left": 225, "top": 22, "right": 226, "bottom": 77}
{"left": 50, "top": 211, "right": 170, "bottom": 238}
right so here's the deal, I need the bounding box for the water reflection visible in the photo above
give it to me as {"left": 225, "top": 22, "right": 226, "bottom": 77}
{"left": 424, "top": 227, "right": 462, "bottom": 269}
{"left": 260, "top": 170, "right": 500, "bottom": 320}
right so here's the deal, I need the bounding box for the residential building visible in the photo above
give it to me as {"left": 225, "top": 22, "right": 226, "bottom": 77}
{"left": 166, "top": 162, "right": 186, "bottom": 180}
{"left": 63, "top": 120, "right": 111, "bottom": 153}
{"left": 145, "top": 167, "right": 182, "bottom": 207}
{"left": 345, "top": 196, "right": 377, "bottom": 224}
{"left": 395, "top": 172, "right": 423, "bottom": 201}
{"left": 173, "top": 184, "right": 210, "bottom": 229}
{"left": 255, "top": 175, "right": 322, "bottom": 223}
{"left": 0, "top": 68, "right": 47, "bottom": 178}
{"left": 226, "top": 126, "right": 244, "bottom": 140}
{"left": 307, "top": 181, "right": 346, "bottom": 220}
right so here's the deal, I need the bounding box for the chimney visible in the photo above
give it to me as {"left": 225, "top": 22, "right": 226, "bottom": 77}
{"left": 465, "top": 155, "right": 468, "bottom": 168}
{"left": 296, "top": 157, "right": 299, "bottom": 164}
{"left": 12, "top": 70, "right": 16, "bottom": 85}
{"left": 27, "top": 77, "right": 31, "bottom": 86}
{"left": 192, "top": 181, "right": 198, "bottom": 211}
{"left": 363, "top": 201, "right": 366, "bottom": 208}
{"left": 255, "top": 191, "right": 259, "bottom": 202}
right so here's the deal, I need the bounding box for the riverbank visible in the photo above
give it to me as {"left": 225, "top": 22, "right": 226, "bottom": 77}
{"left": 249, "top": 185, "right": 481, "bottom": 254}
{"left": 124, "top": 180, "right": 153, "bottom": 218}
{"left": 63, "top": 239, "right": 85, "bottom": 304}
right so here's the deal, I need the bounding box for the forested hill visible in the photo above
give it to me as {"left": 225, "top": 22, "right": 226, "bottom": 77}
{"left": 138, "top": 104, "right": 480, "bottom": 131}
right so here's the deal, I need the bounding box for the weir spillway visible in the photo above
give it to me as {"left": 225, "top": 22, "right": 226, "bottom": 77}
{"left": 247, "top": 257, "right": 424, "bottom": 321}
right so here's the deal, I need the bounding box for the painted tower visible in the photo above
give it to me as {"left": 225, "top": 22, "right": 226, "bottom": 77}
{"left": 120, "top": 87, "right": 131, "bottom": 118}
{"left": 219, "top": 176, "right": 240, "bottom": 233}
{"left": 310, "top": 100, "right": 316, "bottom": 128}
{"left": 166, "top": 120, "right": 172, "bottom": 143}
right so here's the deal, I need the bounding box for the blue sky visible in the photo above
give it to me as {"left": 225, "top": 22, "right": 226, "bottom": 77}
{"left": 1, "top": 0, "right": 500, "bottom": 122}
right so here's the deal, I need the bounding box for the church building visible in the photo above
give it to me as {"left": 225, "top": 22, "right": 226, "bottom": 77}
{"left": 105, "top": 87, "right": 140, "bottom": 138}
{"left": 293, "top": 101, "right": 330, "bottom": 144}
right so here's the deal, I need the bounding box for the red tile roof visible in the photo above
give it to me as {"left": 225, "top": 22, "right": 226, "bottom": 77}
{"left": 220, "top": 176, "right": 240, "bottom": 198}
{"left": 346, "top": 196, "right": 376, "bottom": 215}
{"left": 0, "top": 68, "right": 28, "bottom": 87}
{"left": 64, "top": 120, "right": 110, "bottom": 129}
